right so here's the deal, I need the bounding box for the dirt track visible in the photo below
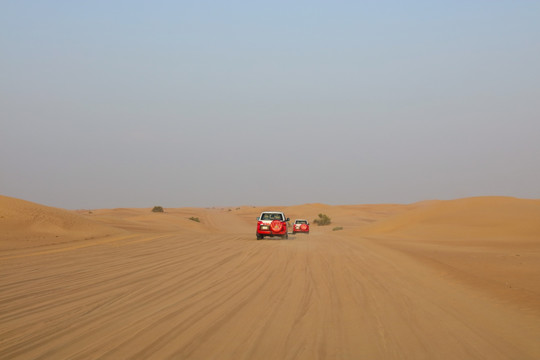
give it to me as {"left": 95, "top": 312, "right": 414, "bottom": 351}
{"left": 1, "top": 198, "right": 540, "bottom": 359}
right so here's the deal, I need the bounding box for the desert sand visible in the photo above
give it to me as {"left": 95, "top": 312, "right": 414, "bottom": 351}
{"left": 1, "top": 195, "right": 539, "bottom": 359}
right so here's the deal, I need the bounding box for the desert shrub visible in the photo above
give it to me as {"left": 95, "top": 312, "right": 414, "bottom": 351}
{"left": 313, "top": 213, "right": 331, "bottom": 226}
{"left": 332, "top": 226, "right": 343, "bottom": 231}
{"left": 189, "top": 216, "right": 200, "bottom": 222}
{"left": 152, "top": 206, "right": 164, "bottom": 213}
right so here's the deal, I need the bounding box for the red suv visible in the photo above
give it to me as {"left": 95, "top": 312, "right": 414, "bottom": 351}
{"left": 292, "top": 219, "right": 310, "bottom": 234}
{"left": 256, "top": 212, "right": 289, "bottom": 240}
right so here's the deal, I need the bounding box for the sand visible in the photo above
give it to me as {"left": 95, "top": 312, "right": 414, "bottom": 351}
{"left": 1, "top": 195, "right": 539, "bottom": 359}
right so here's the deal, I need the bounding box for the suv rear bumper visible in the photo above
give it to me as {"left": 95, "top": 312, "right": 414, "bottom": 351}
{"left": 257, "top": 229, "right": 287, "bottom": 236}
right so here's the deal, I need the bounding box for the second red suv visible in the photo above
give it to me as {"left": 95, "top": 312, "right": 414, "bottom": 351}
{"left": 292, "top": 219, "right": 310, "bottom": 234}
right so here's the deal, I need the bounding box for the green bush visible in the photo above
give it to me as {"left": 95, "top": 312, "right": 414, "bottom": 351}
{"left": 332, "top": 226, "right": 343, "bottom": 231}
{"left": 189, "top": 216, "right": 200, "bottom": 223}
{"left": 313, "top": 213, "right": 331, "bottom": 226}
{"left": 151, "top": 206, "right": 164, "bottom": 213}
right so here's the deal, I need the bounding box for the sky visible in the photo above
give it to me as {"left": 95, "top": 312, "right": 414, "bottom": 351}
{"left": 1, "top": 1, "right": 539, "bottom": 209}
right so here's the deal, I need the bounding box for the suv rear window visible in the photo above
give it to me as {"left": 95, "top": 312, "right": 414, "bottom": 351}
{"left": 261, "top": 213, "right": 283, "bottom": 221}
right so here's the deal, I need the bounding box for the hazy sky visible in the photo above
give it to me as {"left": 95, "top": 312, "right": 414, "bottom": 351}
{"left": 2, "top": 1, "right": 539, "bottom": 209}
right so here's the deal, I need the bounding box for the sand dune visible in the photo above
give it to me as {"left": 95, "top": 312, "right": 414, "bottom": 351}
{"left": 1, "top": 196, "right": 539, "bottom": 359}
{"left": 353, "top": 197, "right": 540, "bottom": 321}
{"left": 359, "top": 196, "right": 540, "bottom": 241}
{"left": 0, "top": 195, "right": 122, "bottom": 251}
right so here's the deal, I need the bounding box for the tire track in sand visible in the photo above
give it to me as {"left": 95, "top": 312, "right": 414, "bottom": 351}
{"left": 1, "top": 224, "right": 539, "bottom": 359}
